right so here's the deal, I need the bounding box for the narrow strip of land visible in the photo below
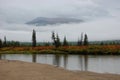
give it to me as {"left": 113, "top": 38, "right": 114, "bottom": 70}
{"left": 0, "top": 45, "right": 120, "bottom": 55}
{"left": 0, "top": 60, "right": 120, "bottom": 80}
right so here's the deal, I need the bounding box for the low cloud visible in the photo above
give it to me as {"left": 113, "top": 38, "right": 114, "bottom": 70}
{"left": 0, "top": 0, "right": 110, "bottom": 23}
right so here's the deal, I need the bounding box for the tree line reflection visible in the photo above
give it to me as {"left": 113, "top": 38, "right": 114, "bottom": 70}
{"left": 32, "top": 54, "right": 88, "bottom": 71}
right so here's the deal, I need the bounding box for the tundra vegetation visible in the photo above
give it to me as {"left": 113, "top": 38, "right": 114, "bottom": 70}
{"left": 0, "top": 29, "right": 120, "bottom": 55}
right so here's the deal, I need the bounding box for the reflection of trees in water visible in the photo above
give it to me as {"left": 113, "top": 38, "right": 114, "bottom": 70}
{"left": 11, "top": 53, "right": 88, "bottom": 71}
{"left": 53, "top": 54, "right": 68, "bottom": 68}
{"left": 79, "top": 55, "right": 88, "bottom": 71}
{"left": 84, "top": 55, "right": 88, "bottom": 71}
{"left": 79, "top": 55, "right": 83, "bottom": 71}
{"left": 53, "top": 54, "right": 60, "bottom": 67}
{"left": 64, "top": 55, "right": 68, "bottom": 69}
{"left": 0, "top": 54, "right": 1, "bottom": 60}
{"left": 72, "top": 55, "right": 88, "bottom": 71}
{"left": 53, "top": 54, "right": 88, "bottom": 71}
{"left": 32, "top": 54, "right": 36, "bottom": 63}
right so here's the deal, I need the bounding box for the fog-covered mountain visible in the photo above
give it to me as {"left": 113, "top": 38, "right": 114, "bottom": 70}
{"left": 26, "top": 17, "right": 83, "bottom": 26}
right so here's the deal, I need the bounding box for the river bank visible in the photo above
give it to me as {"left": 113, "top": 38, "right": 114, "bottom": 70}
{"left": 0, "top": 45, "right": 120, "bottom": 55}
{"left": 0, "top": 60, "right": 120, "bottom": 80}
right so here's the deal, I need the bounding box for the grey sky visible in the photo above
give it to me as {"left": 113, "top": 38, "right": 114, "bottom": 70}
{"left": 0, "top": 0, "right": 120, "bottom": 42}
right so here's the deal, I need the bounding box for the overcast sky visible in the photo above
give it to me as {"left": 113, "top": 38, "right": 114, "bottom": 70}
{"left": 0, "top": 0, "right": 120, "bottom": 42}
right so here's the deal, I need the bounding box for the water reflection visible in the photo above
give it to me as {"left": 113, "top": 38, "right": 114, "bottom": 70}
{"left": 32, "top": 54, "right": 36, "bottom": 62}
{"left": 0, "top": 54, "right": 1, "bottom": 60}
{"left": 64, "top": 55, "right": 68, "bottom": 69}
{"left": 84, "top": 55, "right": 88, "bottom": 71}
{"left": 1, "top": 54, "right": 32, "bottom": 62}
{"left": 36, "top": 54, "right": 54, "bottom": 65}
{"left": 53, "top": 54, "right": 60, "bottom": 67}
{"left": 78, "top": 55, "right": 83, "bottom": 71}
{"left": 1, "top": 54, "right": 120, "bottom": 74}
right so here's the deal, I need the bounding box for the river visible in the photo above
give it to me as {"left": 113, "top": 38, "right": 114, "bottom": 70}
{"left": 0, "top": 54, "right": 120, "bottom": 74}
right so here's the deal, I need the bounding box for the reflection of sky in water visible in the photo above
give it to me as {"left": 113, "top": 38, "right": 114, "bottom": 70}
{"left": 1, "top": 54, "right": 32, "bottom": 62}
{"left": 88, "top": 56, "right": 120, "bottom": 74}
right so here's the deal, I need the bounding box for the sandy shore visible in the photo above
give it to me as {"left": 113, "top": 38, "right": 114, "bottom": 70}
{"left": 0, "top": 60, "right": 120, "bottom": 80}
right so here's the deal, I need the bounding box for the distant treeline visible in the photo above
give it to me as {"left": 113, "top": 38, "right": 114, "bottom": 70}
{"left": 0, "top": 30, "right": 120, "bottom": 48}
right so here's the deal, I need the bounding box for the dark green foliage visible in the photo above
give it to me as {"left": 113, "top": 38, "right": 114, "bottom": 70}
{"left": 84, "top": 34, "right": 89, "bottom": 46}
{"left": 51, "top": 31, "right": 61, "bottom": 48}
{"left": 52, "top": 31, "right": 55, "bottom": 42}
{"left": 32, "top": 29, "right": 36, "bottom": 47}
{"left": 52, "top": 31, "right": 56, "bottom": 46}
{"left": 100, "top": 42, "right": 104, "bottom": 45}
{"left": 44, "top": 42, "right": 50, "bottom": 46}
{"left": 56, "top": 34, "right": 61, "bottom": 47}
{"left": 63, "top": 36, "right": 68, "bottom": 46}
{"left": 3, "top": 36, "right": 7, "bottom": 47}
{"left": 77, "top": 33, "right": 83, "bottom": 46}
{"left": 77, "top": 38, "right": 82, "bottom": 46}
{"left": 0, "top": 39, "right": 2, "bottom": 48}
{"left": 7, "top": 41, "right": 20, "bottom": 47}
{"left": 80, "top": 32, "right": 83, "bottom": 45}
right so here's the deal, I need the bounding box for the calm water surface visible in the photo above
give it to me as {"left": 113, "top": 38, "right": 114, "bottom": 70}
{"left": 0, "top": 54, "right": 120, "bottom": 74}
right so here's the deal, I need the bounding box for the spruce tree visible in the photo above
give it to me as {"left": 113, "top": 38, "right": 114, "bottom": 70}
{"left": 77, "top": 38, "right": 81, "bottom": 46}
{"left": 3, "top": 36, "right": 7, "bottom": 47}
{"left": 32, "top": 29, "right": 36, "bottom": 47}
{"left": 0, "top": 39, "right": 2, "bottom": 48}
{"left": 63, "top": 36, "right": 68, "bottom": 46}
{"left": 80, "top": 32, "right": 83, "bottom": 45}
{"left": 51, "top": 32, "right": 61, "bottom": 48}
{"left": 56, "top": 34, "right": 61, "bottom": 47}
{"left": 78, "top": 33, "right": 83, "bottom": 46}
{"left": 83, "top": 34, "right": 88, "bottom": 46}
{"left": 52, "top": 31, "right": 56, "bottom": 45}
